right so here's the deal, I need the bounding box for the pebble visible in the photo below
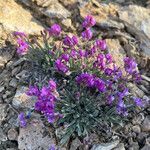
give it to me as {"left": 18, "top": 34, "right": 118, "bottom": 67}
{"left": 7, "top": 128, "right": 18, "bottom": 141}
{"left": 132, "top": 125, "right": 141, "bottom": 134}
{"left": 142, "top": 116, "right": 150, "bottom": 132}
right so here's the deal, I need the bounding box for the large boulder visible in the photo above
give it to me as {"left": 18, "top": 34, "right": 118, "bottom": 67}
{"left": 0, "top": 0, "right": 44, "bottom": 35}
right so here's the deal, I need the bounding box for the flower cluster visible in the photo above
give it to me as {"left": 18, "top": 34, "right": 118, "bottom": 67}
{"left": 81, "top": 15, "right": 96, "bottom": 40}
{"left": 15, "top": 15, "right": 146, "bottom": 144}
{"left": 26, "top": 80, "right": 59, "bottom": 123}
{"left": 14, "top": 31, "right": 29, "bottom": 55}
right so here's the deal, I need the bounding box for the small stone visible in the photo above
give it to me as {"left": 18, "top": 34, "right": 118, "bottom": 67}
{"left": 7, "top": 128, "right": 18, "bottom": 141}
{"left": 132, "top": 125, "right": 141, "bottom": 134}
{"left": 129, "top": 142, "right": 139, "bottom": 150}
{"left": 0, "top": 86, "right": 5, "bottom": 93}
{"left": 70, "top": 138, "right": 82, "bottom": 150}
{"left": 3, "top": 91, "right": 12, "bottom": 99}
{"left": 12, "top": 86, "right": 35, "bottom": 109}
{"left": 12, "top": 66, "right": 21, "bottom": 76}
{"left": 0, "top": 127, "right": 7, "bottom": 142}
{"left": 127, "top": 83, "right": 145, "bottom": 98}
{"left": 9, "top": 78, "right": 18, "bottom": 88}
{"left": 91, "top": 140, "right": 119, "bottom": 150}
{"left": 141, "top": 145, "right": 150, "bottom": 150}
{"left": 141, "top": 75, "right": 150, "bottom": 82}
{"left": 113, "top": 143, "right": 125, "bottom": 150}
{"left": 18, "top": 119, "right": 56, "bottom": 150}
{"left": 142, "top": 116, "right": 150, "bottom": 132}
{"left": 0, "top": 104, "right": 8, "bottom": 125}
{"left": 16, "top": 70, "right": 30, "bottom": 80}
{"left": 132, "top": 114, "right": 144, "bottom": 125}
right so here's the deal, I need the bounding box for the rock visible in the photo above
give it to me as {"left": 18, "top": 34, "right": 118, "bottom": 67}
{"left": 32, "top": 0, "right": 56, "bottom": 7}
{"left": 0, "top": 0, "right": 44, "bottom": 35}
{"left": 20, "top": 0, "right": 71, "bottom": 22}
{"left": 0, "top": 104, "right": 8, "bottom": 125}
{"left": 106, "top": 39, "right": 126, "bottom": 68}
{"left": 138, "top": 85, "right": 149, "bottom": 94}
{"left": 43, "top": 2, "right": 71, "bottom": 20}
{"left": 127, "top": 83, "right": 145, "bottom": 98}
{"left": 16, "top": 70, "right": 30, "bottom": 80}
{"left": 113, "top": 143, "right": 125, "bottom": 150}
{"left": 12, "top": 86, "right": 35, "bottom": 109}
{"left": 7, "top": 128, "right": 18, "bottom": 141}
{"left": 91, "top": 140, "right": 119, "bottom": 150}
{"left": 0, "top": 127, "right": 7, "bottom": 142}
{"left": 132, "top": 125, "right": 141, "bottom": 134}
{"left": 0, "top": 86, "right": 5, "bottom": 93}
{"left": 18, "top": 119, "right": 55, "bottom": 150}
{"left": 118, "top": 5, "right": 150, "bottom": 56}
{"left": 141, "top": 75, "right": 150, "bottom": 82}
{"left": 80, "top": 2, "right": 118, "bottom": 29}
{"left": 119, "top": 5, "right": 150, "bottom": 39}
{"left": 11, "top": 66, "right": 22, "bottom": 77}
{"left": 132, "top": 114, "right": 144, "bottom": 125}
{"left": 70, "top": 138, "right": 82, "bottom": 150}
{"left": 129, "top": 142, "right": 139, "bottom": 150}
{"left": 9, "top": 78, "right": 18, "bottom": 88}
{"left": 141, "top": 116, "right": 150, "bottom": 132}
{"left": 141, "top": 145, "right": 150, "bottom": 150}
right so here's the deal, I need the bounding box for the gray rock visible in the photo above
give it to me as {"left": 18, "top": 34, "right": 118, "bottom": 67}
{"left": 141, "top": 145, "right": 150, "bottom": 150}
{"left": 142, "top": 116, "right": 150, "bottom": 132}
{"left": 129, "top": 142, "right": 139, "bottom": 150}
{"left": 0, "top": 127, "right": 7, "bottom": 142}
{"left": 0, "top": 104, "right": 8, "bottom": 125}
{"left": 0, "top": 0, "right": 44, "bottom": 35}
{"left": 43, "top": 2, "right": 71, "bottom": 19}
{"left": 12, "top": 86, "right": 35, "bottom": 109}
{"left": 7, "top": 128, "right": 18, "bottom": 141}
{"left": 118, "top": 5, "right": 150, "bottom": 56}
{"left": 0, "top": 86, "right": 5, "bottom": 93}
{"left": 9, "top": 78, "right": 18, "bottom": 88}
{"left": 18, "top": 119, "right": 56, "bottom": 150}
{"left": 132, "top": 125, "right": 141, "bottom": 134}
{"left": 91, "top": 140, "right": 119, "bottom": 150}
{"left": 119, "top": 5, "right": 150, "bottom": 39}
{"left": 70, "top": 138, "right": 82, "bottom": 150}
{"left": 113, "top": 143, "right": 125, "bottom": 150}
{"left": 127, "top": 83, "right": 145, "bottom": 98}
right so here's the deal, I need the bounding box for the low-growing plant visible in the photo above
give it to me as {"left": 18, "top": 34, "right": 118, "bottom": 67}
{"left": 14, "top": 15, "right": 146, "bottom": 146}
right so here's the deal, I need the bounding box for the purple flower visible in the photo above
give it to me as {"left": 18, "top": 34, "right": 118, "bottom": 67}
{"left": 82, "top": 15, "right": 96, "bottom": 28}
{"left": 79, "top": 49, "right": 87, "bottom": 58}
{"left": 105, "top": 53, "right": 113, "bottom": 64}
{"left": 96, "top": 40, "right": 107, "bottom": 50}
{"left": 49, "top": 80, "right": 57, "bottom": 91}
{"left": 94, "top": 78, "right": 106, "bottom": 92}
{"left": 70, "top": 49, "right": 78, "bottom": 59}
{"left": 61, "top": 53, "right": 70, "bottom": 62}
{"left": 72, "top": 35, "right": 78, "bottom": 45}
{"left": 116, "top": 100, "right": 128, "bottom": 116}
{"left": 124, "top": 57, "right": 137, "bottom": 74}
{"left": 107, "top": 95, "right": 115, "bottom": 104}
{"left": 105, "top": 68, "right": 113, "bottom": 76}
{"left": 81, "top": 28, "right": 93, "bottom": 40}
{"left": 133, "top": 97, "right": 143, "bottom": 107}
{"left": 26, "top": 85, "right": 39, "bottom": 96}
{"left": 63, "top": 35, "right": 78, "bottom": 47}
{"left": 17, "top": 38, "right": 29, "bottom": 55}
{"left": 13, "top": 31, "right": 26, "bottom": 37}
{"left": 76, "top": 73, "right": 95, "bottom": 87}
{"left": 49, "top": 144, "right": 56, "bottom": 150}
{"left": 55, "top": 59, "right": 69, "bottom": 73}
{"left": 18, "top": 112, "right": 27, "bottom": 127}
{"left": 49, "top": 24, "right": 61, "bottom": 36}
